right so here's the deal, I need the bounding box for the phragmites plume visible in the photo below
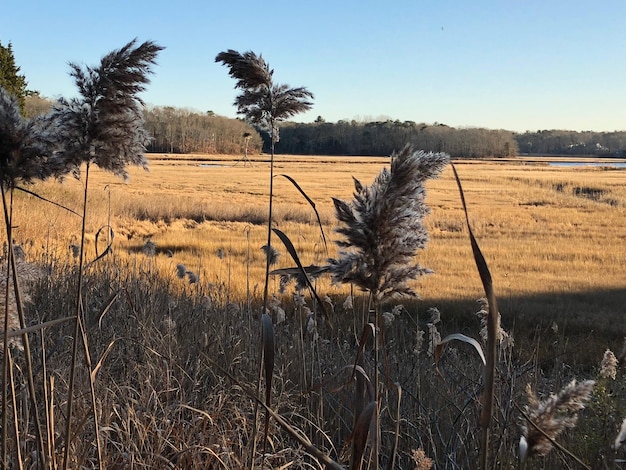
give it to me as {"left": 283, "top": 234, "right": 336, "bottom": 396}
{"left": 215, "top": 49, "right": 313, "bottom": 141}
{"left": 261, "top": 244, "right": 280, "bottom": 267}
{"left": 49, "top": 39, "right": 163, "bottom": 179}
{"left": 475, "top": 297, "right": 514, "bottom": 350}
{"left": 328, "top": 145, "right": 449, "bottom": 303}
{"left": 599, "top": 349, "right": 618, "bottom": 380}
{"left": 0, "top": 86, "right": 61, "bottom": 186}
{"left": 520, "top": 379, "right": 595, "bottom": 462}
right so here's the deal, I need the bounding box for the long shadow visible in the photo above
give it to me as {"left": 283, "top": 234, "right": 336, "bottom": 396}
{"left": 414, "top": 287, "right": 626, "bottom": 368}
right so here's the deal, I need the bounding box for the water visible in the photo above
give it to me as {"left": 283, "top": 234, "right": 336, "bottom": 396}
{"left": 548, "top": 161, "right": 626, "bottom": 168}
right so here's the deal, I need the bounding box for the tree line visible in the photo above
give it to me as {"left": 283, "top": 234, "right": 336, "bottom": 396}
{"left": 4, "top": 41, "right": 626, "bottom": 158}
{"left": 142, "top": 106, "right": 263, "bottom": 154}
{"left": 516, "top": 129, "right": 626, "bottom": 157}
{"left": 270, "top": 119, "right": 519, "bottom": 157}
{"left": 17, "top": 95, "right": 626, "bottom": 158}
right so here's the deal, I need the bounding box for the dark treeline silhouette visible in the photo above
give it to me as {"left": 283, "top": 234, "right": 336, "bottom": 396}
{"left": 143, "top": 106, "right": 263, "bottom": 154}
{"left": 269, "top": 120, "right": 519, "bottom": 157}
{"left": 516, "top": 129, "right": 626, "bottom": 157}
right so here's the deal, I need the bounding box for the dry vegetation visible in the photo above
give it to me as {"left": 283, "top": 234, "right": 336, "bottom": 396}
{"left": 14, "top": 155, "right": 626, "bottom": 336}
{"left": 5, "top": 153, "right": 626, "bottom": 468}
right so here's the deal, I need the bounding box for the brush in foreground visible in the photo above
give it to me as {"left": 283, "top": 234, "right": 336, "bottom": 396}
{"left": 520, "top": 379, "right": 595, "bottom": 461}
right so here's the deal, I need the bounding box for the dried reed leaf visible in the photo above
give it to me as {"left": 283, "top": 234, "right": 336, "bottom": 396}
{"left": 278, "top": 173, "right": 328, "bottom": 253}
{"left": 90, "top": 339, "right": 119, "bottom": 381}
{"left": 93, "top": 224, "right": 115, "bottom": 260}
{"left": 271, "top": 228, "right": 332, "bottom": 326}
{"left": 452, "top": 163, "right": 498, "bottom": 469}
{"left": 350, "top": 400, "right": 377, "bottom": 470}
{"left": 435, "top": 333, "right": 486, "bottom": 376}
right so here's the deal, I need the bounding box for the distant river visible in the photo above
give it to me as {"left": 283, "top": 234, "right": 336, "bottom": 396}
{"left": 548, "top": 161, "right": 626, "bottom": 168}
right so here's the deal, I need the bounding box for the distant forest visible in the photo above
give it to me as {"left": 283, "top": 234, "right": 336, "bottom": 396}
{"left": 270, "top": 120, "right": 626, "bottom": 158}
{"left": 23, "top": 98, "right": 626, "bottom": 158}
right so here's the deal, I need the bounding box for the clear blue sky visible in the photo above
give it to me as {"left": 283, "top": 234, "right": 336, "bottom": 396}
{"left": 3, "top": 1, "right": 626, "bottom": 132}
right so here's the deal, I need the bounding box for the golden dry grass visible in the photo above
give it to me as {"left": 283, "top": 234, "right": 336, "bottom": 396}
{"left": 10, "top": 153, "right": 626, "bottom": 324}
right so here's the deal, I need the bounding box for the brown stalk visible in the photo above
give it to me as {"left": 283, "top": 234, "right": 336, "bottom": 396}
{"left": 451, "top": 164, "right": 498, "bottom": 470}
{"left": 1, "top": 185, "right": 46, "bottom": 469}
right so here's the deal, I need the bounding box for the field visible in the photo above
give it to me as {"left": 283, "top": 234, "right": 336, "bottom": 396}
{"left": 5, "top": 153, "right": 626, "bottom": 467}
{"left": 14, "top": 154, "right": 626, "bottom": 354}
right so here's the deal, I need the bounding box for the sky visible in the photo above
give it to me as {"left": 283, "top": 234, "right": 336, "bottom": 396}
{"left": 2, "top": 1, "right": 626, "bottom": 133}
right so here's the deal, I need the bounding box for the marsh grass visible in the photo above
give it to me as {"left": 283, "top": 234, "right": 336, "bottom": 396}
{"left": 2, "top": 151, "right": 626, "bottom": 467}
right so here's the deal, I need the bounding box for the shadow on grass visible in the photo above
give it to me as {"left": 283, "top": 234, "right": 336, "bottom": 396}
{"left": 414, "top": 287, "right": 626, "bottom": 368}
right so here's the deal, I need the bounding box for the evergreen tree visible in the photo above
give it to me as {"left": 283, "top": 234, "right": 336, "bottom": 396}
{"left": 0, "top": 41, "right": 28, "bottom": 113}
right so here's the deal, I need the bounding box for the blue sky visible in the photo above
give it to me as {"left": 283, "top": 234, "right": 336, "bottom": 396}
{"left": 3, "top": 1, "right": 625, "bottom": 132}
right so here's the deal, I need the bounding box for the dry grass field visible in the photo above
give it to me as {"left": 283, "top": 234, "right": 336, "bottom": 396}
{"left": 13, "top": 154, "right": 626, "bottom": 348}
{"left": 6, "top": 153, "right": 626, "bottom": 467}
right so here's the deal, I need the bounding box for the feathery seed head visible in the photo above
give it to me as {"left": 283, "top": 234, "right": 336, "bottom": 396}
{"left": 186, "top": 271, "right": 198, "bottom": 284}
{"left": 175, "top": 264, "right": 187, "bottom": 279}
{"left": 49, "top": 39, "right": 163, "bottom": 179}
{"left": 521, "top": 379, "right": 595, "bottom": 460}
{"left": 0, "top": 87, "right": 62, "bottom": 185}
{"left": 215, "top": 49, "right": 313, "bottom": 137}
{"left": 328, "top": 145, "right": 449, "bottom": 303}
{"left": 599, "top": 349, "right": 618, "bottom": 380}
{"left": 261, "top": 244, "right": 280, "bottom": 266}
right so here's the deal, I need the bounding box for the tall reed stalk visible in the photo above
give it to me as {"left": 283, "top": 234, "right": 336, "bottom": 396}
{"left": 216, "top": 49, "right": 313, "bottom": 467}
{"left": 326, "top": 145, "right": 449, "bottom": 467}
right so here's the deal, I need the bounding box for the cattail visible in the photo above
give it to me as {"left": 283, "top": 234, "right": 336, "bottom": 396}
{"left": 599, "top": 349, "right": 618, "bottom": 380}
{"left": 520, "top": 379, "right": 595, "bottom": 461}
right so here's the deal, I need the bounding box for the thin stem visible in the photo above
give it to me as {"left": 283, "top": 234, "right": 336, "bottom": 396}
{"left": 63, "top": 162, "right": 90, "bottom": 469}
{"left": 373, "top": 295, "right": 380, "bottom": 469}
{"left": 262, "top": 124, "right": 276, "bottom": 315}
{"left": 1, "top": 185, "right": 10, "bottom": 469}
{"left": 1, "top": 186, "right": 46, "bottom": 469}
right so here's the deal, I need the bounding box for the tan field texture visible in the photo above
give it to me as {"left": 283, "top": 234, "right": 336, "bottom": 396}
{"left": 15, "top": 154, "right": 626, "bottom": 334}
{"left": 6, "top": 152, "right": 626, "bottom": 468}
